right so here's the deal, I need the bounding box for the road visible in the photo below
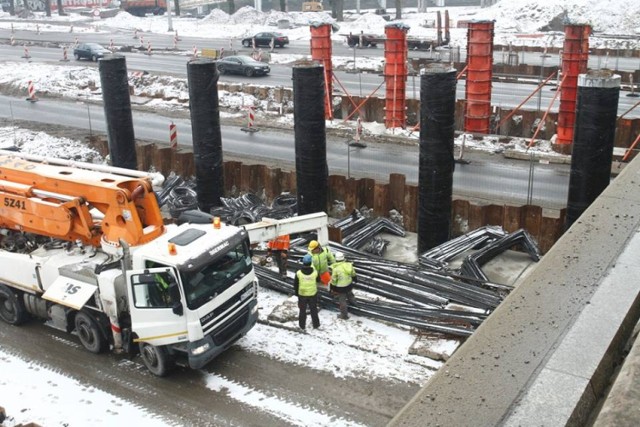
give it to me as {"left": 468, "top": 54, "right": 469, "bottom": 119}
{"left": 1, "top": 31, "right": 639, "bottom": 118}
{"left": 0, "top": 318, "right": 418, "bottom": 426}
{"left": 2, "top": 21, "right": 640, "bottom": 71}
{"left": 0, "top": 95, "right": 571, "bottom": 208}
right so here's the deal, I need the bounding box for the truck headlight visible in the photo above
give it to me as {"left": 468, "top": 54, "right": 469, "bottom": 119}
{"left": 191, "top": 342, "right": 210, "bottom": 356}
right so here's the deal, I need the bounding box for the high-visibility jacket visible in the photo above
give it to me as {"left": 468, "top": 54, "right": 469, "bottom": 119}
{"left": 331, "top": 261, "right": 356, "bottom": 287}
{"left": 310, "top": 247, "right": 335, "bottom": 275}
{"left": 296, "top": 268, "right": 318, "bottom": 297}
{"left": 268, "top": 235, "right": 290, "bottom": 251}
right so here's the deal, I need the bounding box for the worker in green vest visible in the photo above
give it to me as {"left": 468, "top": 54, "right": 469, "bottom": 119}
{"left": 293, "top": 254, "right": 320, "bottom": 330}
{"left": 330, "top": 251, "right": 358, "bottom": 320}
{"left": 307, "top": 240, "right": 335, "bottom": 286}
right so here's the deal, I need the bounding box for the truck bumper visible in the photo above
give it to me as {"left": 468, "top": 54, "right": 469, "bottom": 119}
{"left": 187, "top": 299, "right": 258, "bottom": 370}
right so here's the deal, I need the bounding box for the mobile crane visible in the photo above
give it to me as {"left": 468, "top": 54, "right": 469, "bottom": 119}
{"left": 0, "top": 150, "right": 328, "bottom": 376}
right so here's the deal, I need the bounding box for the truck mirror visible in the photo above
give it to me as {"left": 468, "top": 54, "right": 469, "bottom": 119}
{"left": 172, "top": 301, "right": 184, "bottom": 316}
{"left": 169, "top": 283, "right": 183, "bottom": 316}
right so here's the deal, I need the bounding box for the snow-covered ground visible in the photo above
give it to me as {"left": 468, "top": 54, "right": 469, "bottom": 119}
{"left": 0, "top": 1, "right": 637, "bottom": 424}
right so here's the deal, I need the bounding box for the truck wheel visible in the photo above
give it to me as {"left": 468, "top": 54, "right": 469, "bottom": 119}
{"left": 140, "top": 343, "right": 174, "bottom": 376}
{"left": 75, "top": 311, "right": 107, "bottom": 353}
{"left": 242, "top": 39, "right": 251, "bottom": 47}
{"left": 0, "top": 284, "right": 28, "bottom": 325}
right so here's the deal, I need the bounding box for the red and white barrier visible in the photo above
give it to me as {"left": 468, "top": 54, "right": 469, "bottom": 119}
{"left": 22, "top": 45, "right": 31, "bottom": 59}
{"left": 241, "top": 106, "right": 258, "bottom": 132}
{"left": 139, "top": 35, "right": 144, "bottom": 48}
{"left": 355, "top": 118, "right": 363, "bottom": 144}
{"left": 61, "top": 46, "right": 69, "bottom": 62}
{"left": 11, "top": 23, "right": 14, "bottom": 34}
{"left": 36, "top": 24, "right": 40, "bottom": 35}
{"left": 10, "top": 35, "right": 14, "bottom": 46}
{"left": 109, "top": 39, "right": 114, "bottom": 51}
{"left": 134, "top": 29, "right": 138, "bottom": 39}
{"left": 169, "top": 122, "right": 178, "bottom": 149}
{"left": 146, "top": 41, "right": 152, "bottom": 55}
{"left": 192, "top": 46, "right": 198, "bottom": 59}
{"left": 173, "top": 34, "right": 178, "bottom": 49}
{"left": 26, "top": 80, "right": 38, "bottom": 102}
{"left": 69, "top": 24, "right": 73, "bottom": 33}
{"left": 175, "top": 30, "right": 181, "bottom": 41}
{"left": 219, "top": 48, "right": 224, "bottom": 59}
{"left": 74, "top": 37, "right": 79, "bottom": 48}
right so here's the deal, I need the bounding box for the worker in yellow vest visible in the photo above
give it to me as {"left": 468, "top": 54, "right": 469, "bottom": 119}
{"left": 307, "top": 240, "right": 335, "bottom": 286}
{"left": 330, "top": 251, "right": 357, "bottom": 320}
{"left": 293, "top": 254, "right": 320, "bottom": 330}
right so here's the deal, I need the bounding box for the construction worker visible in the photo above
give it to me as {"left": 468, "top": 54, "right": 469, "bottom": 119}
{"left": 153, "top": 271, "right": 172, "bottom": 306}
{"left": 267, "top": 233, "right": 290, "bottom": 277}
{"left": 293, "top": 254, "right": 320, "bottom": 330}
{"left": 330, "top": 251, "right": 358, "bottom": 320}
{"left": 307, "top": 240, "right": 335, "bottom": 286}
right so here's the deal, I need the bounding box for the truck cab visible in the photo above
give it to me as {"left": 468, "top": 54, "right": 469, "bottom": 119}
{"left": 125, "top": 221, "right": 258, "bottom": 375}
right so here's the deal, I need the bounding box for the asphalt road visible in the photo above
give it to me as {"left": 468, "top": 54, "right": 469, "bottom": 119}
{"left": 1, "top": 30, "right": 639, "bottom": 117}
{"left": 0, "top": 319, "right": 418, "bottom": 426}
{"left": 0, "top": 95, "right": 571, "bottom": 208}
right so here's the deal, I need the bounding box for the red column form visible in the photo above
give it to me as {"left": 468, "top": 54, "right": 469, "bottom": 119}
{"left": 464, "top": 20, "right": 494, "bottom": 134}
{"left": 384, "top": 23, "right": 409, "bottom": 129}
{"left": 557, "top": 24, "right": 591, "bottom": 146}
{"left": 310, "top": 23, "right": 333, "bottom": 120}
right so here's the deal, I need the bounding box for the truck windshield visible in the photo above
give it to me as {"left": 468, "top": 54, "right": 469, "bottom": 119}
{"left": 179, "top": 241, "right": 252, "bottom": 310}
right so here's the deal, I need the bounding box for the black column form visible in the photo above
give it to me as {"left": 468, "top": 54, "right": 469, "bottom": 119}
{"left": 418, "top": 64, "right": 457, "bottom": 254}
{"left": 98, "top": 54, "right": 137, "bottom": 170}
{"left": 293, "top": 64, "right": 328, "bottom": 215}
{"left": 566, "top": 70, "right": 620, "bottom": 230}
{"left": 187, "top": 59, "right": 224, "bottom": 213}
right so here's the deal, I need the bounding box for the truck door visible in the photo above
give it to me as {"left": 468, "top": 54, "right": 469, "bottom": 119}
{"left": 126, "top": 267, "right": 188, "bottom": 346}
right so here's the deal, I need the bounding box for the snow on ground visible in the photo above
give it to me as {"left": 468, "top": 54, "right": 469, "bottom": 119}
{"left": 0, "top": 1, "right": 635, "bottom": 423}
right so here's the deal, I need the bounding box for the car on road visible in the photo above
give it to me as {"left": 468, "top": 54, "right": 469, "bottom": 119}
{"left": 73, "top": 43, "right": 110, "bottom": 62}
{"left": 216, "top": 55, "right": 270, "bottom": 77}
{"left": 241, "top": 32, "right": 289, "bottom": 48}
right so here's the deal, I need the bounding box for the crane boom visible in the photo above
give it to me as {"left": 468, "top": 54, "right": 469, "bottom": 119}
{"left": 0, "top": 152, "right": 164, "bottom": 247}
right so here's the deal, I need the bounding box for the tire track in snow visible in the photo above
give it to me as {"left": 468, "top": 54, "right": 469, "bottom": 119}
{"left": 204, "top": 373, "right": 367, "bottom": 427}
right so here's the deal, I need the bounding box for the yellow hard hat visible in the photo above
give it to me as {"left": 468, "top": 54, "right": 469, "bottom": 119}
{"left": 308, "top": 240, "right": 319, "bottom": 251}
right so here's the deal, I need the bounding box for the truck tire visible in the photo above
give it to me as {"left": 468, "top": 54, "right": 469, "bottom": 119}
{"left": 0, "top": 284, "right": 28, "bottom": 325}
{"left": 140, "top": 343, "right": 174, "bottom": 377}
{"left": 75, "top": 311, "right": 108, "bottom": 354}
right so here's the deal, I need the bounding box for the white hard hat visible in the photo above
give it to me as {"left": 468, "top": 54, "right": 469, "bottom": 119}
{"left": 334, "top": 251, "right": 345, "bottom": 262}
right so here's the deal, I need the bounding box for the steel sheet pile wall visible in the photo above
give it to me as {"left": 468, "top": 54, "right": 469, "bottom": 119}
{"left": 418, "top": 65, "right": 457, "bottom": 253}
{"left": 310, "top": 23, "right": 333, "bottom": 120}
{"left": 98, "top": 54, "right": 137, "bottom": 170}
{"left": 566, "top": 71, "right": 621, "bottom": 229}
{"left": 557, "top": 24, "right": 591, "bottom": 147}
{"left": 187, "top": 59, "right": 224, "bottom": 212}
{"left": 293, "top": 64, "right": 328, "bottom": 214}
{"left": 464, "top": 20, "right": 494, "bottom": 134}
{"left": 384, "top": 23, "right": 409, "bottom": 129}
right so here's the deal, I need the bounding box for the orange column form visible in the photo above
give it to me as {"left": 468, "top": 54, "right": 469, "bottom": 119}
{"left": 310, "top": 23, "right": 333, "bottom": 120}
{"left": 557, "top": 24, "right": 591, "bottom": 146}
{"left": 464, "top": 20, "right": 494, "bottom": 134}
{"left": 384, "top": 23, "right": 409, "bottom": 129}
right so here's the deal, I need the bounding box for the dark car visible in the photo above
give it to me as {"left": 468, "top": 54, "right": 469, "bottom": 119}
{"left": 345, "top": 33, "right": 378, "bottom": 48}
{"left": 73, "top": 43, "right": 110, "bottom": 62}
{"left": 241, "top": 32, "right": 289, "bottom": 48}
{"left": 216, "top": 56, "right": 270, "bottom": 77}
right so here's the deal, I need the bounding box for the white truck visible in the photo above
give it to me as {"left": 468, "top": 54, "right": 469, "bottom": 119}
{"left": 0, "top": 150, "right": 328, "bottom": 376}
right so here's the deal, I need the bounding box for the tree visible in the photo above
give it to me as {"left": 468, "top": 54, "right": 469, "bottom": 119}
{"left": 173, "top": 0, "right": 180, "bottom": 16}
{"left": 56, "top": 0, "right": 66, "bottom": 16}
{"left": 8, "top": 0, "right": 15, "bottom": 16}
{"left": 227, "top": 0, "right": 235, "bottom": 15}
{"left": 331, "top": 0, "right": 344, "bottom": 21}
{"left": 279, "top": 0, "right": 286, "bottom": 12}
{"left": 45, "top": 0, "right": 50, "bottom": 17}
{"left": 22, "top": 0, "right": 30, "bottom": 12}
{"left": 395, "top": 0, "right": 402, "bottom": 20}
